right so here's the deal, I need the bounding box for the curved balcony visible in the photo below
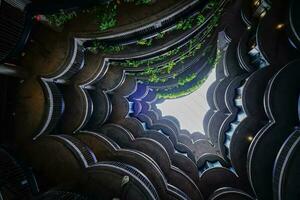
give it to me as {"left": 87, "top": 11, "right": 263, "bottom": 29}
{"left": 57, "top": 43, "right": 85, "bottom": 81}
{"left": 273, "top": 129, "right": 300, "bottom": 200}
{"left": 98, "top": 123, "right": 203, "bottom": 200}
{"left": 203, "top": 109, "right": 215, "bottom": 134}
{"left": 36, "top": 191, "right": 87, "bottom": 200}
{"left": 198, "top": 165, "right": 240, "bottom": 199}
{"left": 154, "top": 58, "right": 213, "bottom": 99}
{"left": 213, "top": 76, "right": 232, "bottom": 114}
{"left": 252, "top": 0, "right": 271, "bottom": 19}
{"left": 242, "top": 67, "right": 273, "bottom": 118}
{"left": 129, "top": 99, "right": 149, "bottom": 116}
{"left": 108, "top": 94, "right": 129, "bottom": 122}
{"left": 104, "top": 1, "right": 225, "bottom": 72}
{"left": 209, "top": 187, "right": 254, "bottom": 200}
{"left": 136, "top": 113, "right": 195, "bottom": 162}
{"left": 44, "top": 39, "right": 85, "bottom": 82}
{"left": 247, "top": 60, "right": 300, "bottom": 200}
{"left": 206, "top": 81, "right": 219, "bottom": 110}
{"left": 26, "top": 135, "right": 86, "bottom": 187}
{"left": 207, "top": 111, "right": 228, "bottom": 146}
{"left": 76, "top": 0, "right": 203, "bottom": 40}
{"left": 95, "top": 65, "right": 125, "bottom": 92}
{"left": 225, "top": 68, "right": 276, "bottom": 179}
{"left": 224, "top": 40, "right": 244, "bottom": 76}
{"left": 85, "top": 89, "right": 111, "bottom": 129}
{"left": 0, "top": 0, "right": 31, "bottom": 62}
{"left": 255, "top": 1, "right": 298, "bottom": 67}
{"left": 237, "top": 30, "right": 256, "bottom": 72}
{"left": 240, "top": 0, "right": 253, "bottom": 29}
{"left": 288, "top": 0, "right": 300, "bottom": 50}
{"left": 59, "top": 85, "right": 93, "bottom": 134}
{"left": 222, "top": 80, "right": 247, "bottom": 159}
{"left": 142, "top": 89, "right": 157, "bottom": 103}
{"left": 0, "top": 147, "right": 33, "bottom": 199}
{"left": 140, "top": 107, "right": 212, "bottom": 158}
{"left": 219, "top": 76, "right": 247, "bottom": 142}
{"left": 114, "top": 76, "right": 138, "bottom": 97}
{"left": 129, "top": 20, "right": 218, "bottom": 72}
{"left": 70, "top": 51, "right": 107, "bottom": 86}
{"left": 220, "top": 0, "right": 245, "bottom": 40}
{"left": 53, "top": 134, "right": 98, "bottom": 167}
{"left": 129, "top": 83, "right": 148, "bottom": 101}
{"left": 197, "top": 154, "right": 228, "bottom": 174}
{"left": 117, "top": 117, "right": 200, "bottom": 182}
{"left": 147, "top": 39, "right": 217, "bottom": 91}
{"left": 76, "top": 131, "right": 192, "bottom": 200}
{"left": 225, "top": 118, "right": 259, "bottom": 184}
{"left": 34, "top": 79, "right": 64, "bottom": 140}
{"left": 85, "top": 161, "right": 159, "bottom": 200}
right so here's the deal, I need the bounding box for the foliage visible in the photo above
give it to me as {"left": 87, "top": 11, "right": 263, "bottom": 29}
{"left": 156, "top": 76, "right": 208, "bottom": 99}
{"left": 124, "top": 0, "right": 152, "bottom": 5}
{"left": 176, "top": 19, "right": 193, "bottom": 31}
{"left": 134, "top": 0, "right": 152, "bottom": 5}
{"left": 89, "top": 40, "right": 124, "bottom": 54}
{"left": 178, "top": 73, "right": 197, "bottom": 86}
{"left": 97, "top": 3, "right": 117, "bottom": 31}
{"left": 124, "top": 60, "right": 141, "bottom": 68}
{"left": 197, "top": 14, "right": 206, "bottom": 25}
{"left": 46, "top": 10, "right": 77, "bottom": 27}
{"left": 117, "top": 0, "right": 222, "bottom": 85}
{"left": 212, "top": 49, "right": 222, "bottom": 68}
{"left": 137, "top": 38, "right": 153, "bottom": 46}
{"left": 156, "top": 32, "right": 166, "bottom": 39}
{"left": 156, "top": 48, "right": 223, "bottom": 99}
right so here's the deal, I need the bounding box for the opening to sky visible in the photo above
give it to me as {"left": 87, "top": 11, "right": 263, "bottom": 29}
{"left": 157, "top": 68, "right": 216, "bottom": 134}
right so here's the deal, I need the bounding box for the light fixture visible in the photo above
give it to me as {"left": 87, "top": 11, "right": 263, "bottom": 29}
{"left": 247, "top": 136, "right": 254, "bottom": 141}
{"left": 260, "top": 10, "right": 267, "bottom": 18}
{"left": 254, "top": 0, "right": 260, "bottom": 7}
{"left": 275, "top": 23, "right": 285, "bottom": 30}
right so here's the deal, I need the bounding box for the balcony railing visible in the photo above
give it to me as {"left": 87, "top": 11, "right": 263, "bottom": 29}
{"left": 0, "top": 0, "right": 31, "bottom": 62}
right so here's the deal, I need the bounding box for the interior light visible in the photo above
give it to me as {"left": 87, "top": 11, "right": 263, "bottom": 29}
{"left": 275, "top": 23, "right": 285, "bottom": 30}
{"left": 247, "top": 136, "right": 254, "bottom": 141}
{"left": 260, "top": 11, "right": 266, "bottom": 18}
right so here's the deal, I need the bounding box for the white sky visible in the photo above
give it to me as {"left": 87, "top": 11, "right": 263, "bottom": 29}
{"left": 157, "top": 68, "right": 216, "bottom": 134}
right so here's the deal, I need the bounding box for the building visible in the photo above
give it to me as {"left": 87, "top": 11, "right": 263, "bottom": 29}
{"left": 0, "top": 0, "right": 299, "bottom": 199}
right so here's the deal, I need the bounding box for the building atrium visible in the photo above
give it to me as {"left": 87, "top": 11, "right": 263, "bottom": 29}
{"left": 0, "top": 0, "right": 300, "bottom": 199}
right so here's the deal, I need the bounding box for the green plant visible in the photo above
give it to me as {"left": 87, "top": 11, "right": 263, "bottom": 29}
{"left": 212, "top": 49, "right": 222, "bottom": 68}
{"left": 90, "top": 40, "right": 124, "bottom": 53}
{"left": 197, "top": 14, "right": 206, "bottom": 25}
{"left": 178, "top": 73, "right": 197, "bottom": 86}
{"left": 176, "top": 19, "right": 193, "bottom": 31}
{"left": 156, "top": 47, "right": 222, "bottom": 99}
{"left": 97, "top": 4, "right": 117, "bottom": 31}
{"left": 137, "top": 38, "right": 153, "bottom": 46}
{"left": 156, "top": 32, "right": 166, "bottom": 39}
{"left": 156, "top": 76, "right": 208, "bottom": 99}
{"left": 134, "top": 0, "right": 152, "bottom": 5}
{"left": 124, "top": 0, "right": 152, "bottom": 5}
{"left": 165, "top": 61, "right": 176, "bottom": 74}
{"left": 120, "top": 0, "right": 222, "bottom": 69}
{"left": 46, "top": 10, "right": 77, "bottom": 27}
